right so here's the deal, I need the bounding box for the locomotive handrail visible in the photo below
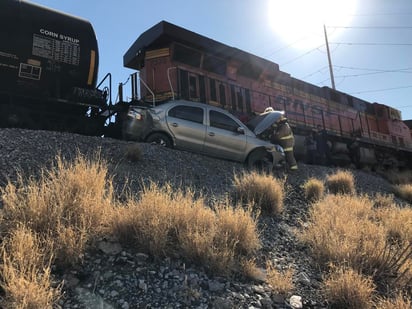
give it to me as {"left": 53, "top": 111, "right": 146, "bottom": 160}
{"left": 139, "top": 77, "right": 156, "bottom": 107}
{"left": 97, "top": 73, "right": 112, "bottom": 105}
{"left": 167, "top": 67, "right": 177, "bottom": 100}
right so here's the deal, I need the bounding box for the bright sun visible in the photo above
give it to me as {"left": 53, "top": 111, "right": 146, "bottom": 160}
{"left": 268, "top": 0, "right": 357, "bottom": 49}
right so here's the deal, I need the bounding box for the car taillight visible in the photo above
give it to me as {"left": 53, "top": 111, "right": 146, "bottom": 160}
{"left": 127, "top": 110, "right": 143, "bottom": 120}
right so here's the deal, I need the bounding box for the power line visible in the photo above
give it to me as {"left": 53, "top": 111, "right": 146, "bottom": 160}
{"left": 351, "top": 85, "right": 412, "bottom": 94}
{"left": 327, "top": 26, "right": 412, "bottom": 29}
{"left": 329, "top": 42, "right": 412, "bottom": 46}
{"left": 334, "top": 65, "right": 412, "bottom": 72}
{"left": 280, "top": 44, "right": 325, "bottom": 66}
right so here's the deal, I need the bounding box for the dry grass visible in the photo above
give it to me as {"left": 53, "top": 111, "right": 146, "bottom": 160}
{"left": 322, "top": 266, "right": 375, "bottom": 309}
{"left": 298, "top": 194, "right": 412, "bottom": 294}
{"left": 375, "top": 293, "right": 412, "bottom": 309}
{"left": 265, "top": 260, "right": 294, "bottom": 295}
{"left": 0, "top": 227, "right": 61, "bottom": 309}
{"left": 110, "top": 183, "right": 261, "bottom": 274}
{"left": 325, "top": 169, "right": 355, "bottom": 195}
{"left": 232, "top": 171, "right": 284, "bottom": 216}
{"left": 0, "top": 154, "right": 113, "bottom": 267}
{"left": 383, "top": 169, "right": 412, "bottom": 185}
{"left": 374, "top": 205, "right": 412, "bottom": 243}
{"left": 392, "top": 183, "right": 412, "bottom": 203}
{"left": 240, "top": 258, "right": 266, "bottom": 281}
{"left": 372, "top": 193, "right": 395, "bottom": 208}
{"left": 124, "top": 143, "right": 142, "bottom": 162}
{"left": 302, "top": 178, "right": 325, "bottom": 202}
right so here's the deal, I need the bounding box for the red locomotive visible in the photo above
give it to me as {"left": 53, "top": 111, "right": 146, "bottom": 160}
{"left": 1, "top": 0, "right": 411, "bottom": 169}
{"left": 123, "top": 21, "right": 412, "bottom": 169}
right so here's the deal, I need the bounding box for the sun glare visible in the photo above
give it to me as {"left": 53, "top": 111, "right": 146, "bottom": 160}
{"left": 268, "top": 0, "right": 357, "bottom": 49}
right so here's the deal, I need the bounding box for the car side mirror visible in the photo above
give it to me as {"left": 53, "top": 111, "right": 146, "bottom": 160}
{"left": 237, "top": 127, "right": 245, "bottom": 134}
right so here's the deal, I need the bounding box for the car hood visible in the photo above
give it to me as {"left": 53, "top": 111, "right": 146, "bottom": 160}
{"left": 246, "top": 110, "right": 285, "bottom": 135}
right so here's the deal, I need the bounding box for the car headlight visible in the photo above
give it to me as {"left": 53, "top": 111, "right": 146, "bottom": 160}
{"left": 275, "top": 145, "right": 284, "bottom": 153}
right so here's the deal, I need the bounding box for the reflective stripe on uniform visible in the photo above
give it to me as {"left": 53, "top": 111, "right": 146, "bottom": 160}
{"left": 280, "top": 134, "right": 294, "bottom": 140}
{"left": 290, "top": 165, "right": 298, "bottom": 170}
{"left": 283, "top": 147, "right": 294, "bottom": 152}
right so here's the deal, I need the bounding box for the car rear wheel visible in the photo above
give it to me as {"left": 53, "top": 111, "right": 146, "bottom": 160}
{"left": 146, "top": 133, "right": 173, "bottom": 148}
{"left": 247, "top": 148, "right": 273, "bottom": 173}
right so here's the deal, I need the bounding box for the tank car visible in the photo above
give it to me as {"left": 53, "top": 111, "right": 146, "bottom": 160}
{"left": 122, "top": 20, "right": 412, "bottom": 169}
{"left": 0, "top": 0, "right": 108, "bottom": 134}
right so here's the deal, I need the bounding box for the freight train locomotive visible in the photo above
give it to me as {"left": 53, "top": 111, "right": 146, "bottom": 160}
{"left": 123, "top": 21, "right": 412, "bottom": 169}
{"left": 2, "top": 0, "right": 412, "bottom": 169}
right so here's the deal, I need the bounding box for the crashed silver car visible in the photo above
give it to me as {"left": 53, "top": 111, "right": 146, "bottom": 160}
{"left": 122, "top": 100, "right": 284, "bottom": 170}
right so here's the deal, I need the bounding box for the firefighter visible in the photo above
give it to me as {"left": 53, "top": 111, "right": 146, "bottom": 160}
{"left": 271, "top": 115, "right": 298, "bottom": 171}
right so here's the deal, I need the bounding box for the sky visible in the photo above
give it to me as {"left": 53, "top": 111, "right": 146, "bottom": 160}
{"left": 30, "top": 0, "right": 412, "bottom": 120}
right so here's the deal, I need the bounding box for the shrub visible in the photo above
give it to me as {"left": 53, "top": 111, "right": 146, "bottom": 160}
{"left": 298, "top": 194, "right": 381, "bottom": 267}
{"left": 124, "top": 143, "right": 142, "bottom": 162}
{"left": 232, "top": 171, "right": 284, "bottom": 216}
{"left": 299, "top": 194, "right": 412, "bottom": 295}
{"left": 374, "top": 205, "right": 412, "bottom": 243}
{"left": 325, "top": 170, "right": 355, "bottom": 195}
{"left": 240, "top": 258, "right": 265, "bottom": 281}
{"left": 375, "top": 293, "right": 412, "bottom": 309}
{"left": 383, "top": 169, "right": 412, "bottom": 185}
{"left": 0, "top": 153, "right": 113, "bottom": 267}
{"left": 392, "top": 184, "right": 412, "bottom": 203}
{"left": 302, "top": 178, "right": 324, "bottom": 202}
{"left": 0, "top": 227, "right": 61, "bottom": 309}
{"left": 372, "top": 193, "right": 395, "bottom": 208}
{"left": 265, "top": 260, "right": 294, "bottom": 295}
{"left": 322, "top": 266, "right": 375, "bottom": 309}
{"left": 110, "top": 182, "right": 261, "bottom": 275}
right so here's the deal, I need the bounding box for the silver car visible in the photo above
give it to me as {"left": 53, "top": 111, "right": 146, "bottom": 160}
{"left": 123, "top": 100, "right": 284, "bottom": 170}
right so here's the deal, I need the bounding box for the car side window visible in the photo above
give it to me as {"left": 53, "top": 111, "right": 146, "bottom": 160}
{"left": 209, "top": 110, "right": 239, "bottom": 132}
{"left": 168, "top": 105, "right": 204, "bottom": 124}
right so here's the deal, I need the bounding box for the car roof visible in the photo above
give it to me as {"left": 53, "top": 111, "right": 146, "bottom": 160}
{"left": 153, "top": 99, "right": 233, "bottom": 115}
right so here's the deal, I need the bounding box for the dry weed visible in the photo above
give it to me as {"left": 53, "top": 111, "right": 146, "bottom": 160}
{"left": 110, "top": 182, "right": 261, "bottom": 275}
{"left": 302, "top": 178, "right": 324, "bottom": 202}
{"left": 392, "top": 183, "right": 412, "bottom": 203}
{"left": 322, "top": 266, "right": 375, "bottom": 309}
{"left": 124, "top": 143, "right": 142, "bottom": 162}
{"left": 325, "top": 169, "right": 355, "bottom": 195}
{"left": 0, "top": 153, "right": 114, "bottom": 267}
{"left": 240, "top": 258, "right": 266, "bottom": 281}
{"left": 372, "top": 193, "right": 395, "bottom": 208}
{"left": 0, "top": 227, "right": 61, "bottom": 309}
{"left": 265, "top": 260, "right": 294, "bottom": 295}
{"left": 375, "top": 293, "right": 412, "bottom": 309}
{"left": 383, "top": 169, "right": 412, "bottom": 185}
{"left": 232, "top": 171, "right": 284, "bottom": 215}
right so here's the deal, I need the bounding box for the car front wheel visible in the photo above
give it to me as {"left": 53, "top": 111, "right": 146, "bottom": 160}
{"left": 146, "top": 133, "right": 173, "bottom": 148}
{"left": 247, "top": 148, "right": 273, "bottom": 173}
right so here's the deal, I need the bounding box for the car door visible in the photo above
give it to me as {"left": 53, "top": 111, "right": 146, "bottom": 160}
{"left": 204, "top": 109, "right": 248, "bottom": 161}
{"left": 165, "top": 104, "right": 206, "bottom": 152}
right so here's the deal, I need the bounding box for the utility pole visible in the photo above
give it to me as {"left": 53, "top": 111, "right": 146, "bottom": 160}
{"left": 323, "top": 24, "right": 336, "bottom": 90}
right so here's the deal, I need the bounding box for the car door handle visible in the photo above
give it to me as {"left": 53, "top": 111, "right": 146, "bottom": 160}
{"left": 208, "top": 132, "right": 215, "bottom": 136}
{"left": 171, "top": 123, "right": 178, "bottom": 127}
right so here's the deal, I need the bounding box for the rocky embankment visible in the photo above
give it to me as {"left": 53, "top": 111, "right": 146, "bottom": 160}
{"left": 0, "top": 128, "right": 399, "bottom": 309}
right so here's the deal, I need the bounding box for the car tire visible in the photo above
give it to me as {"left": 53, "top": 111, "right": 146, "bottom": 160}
{"left": 146, "top": 133, "right": 173, "bottom": 148}
{"left": 247, "top": 148, "right": 273, "bottom": 173}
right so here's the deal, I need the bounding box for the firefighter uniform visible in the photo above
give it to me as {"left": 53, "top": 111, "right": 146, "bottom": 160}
{"left": 271, "top": 117, "right": 298, "bottom": 171}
